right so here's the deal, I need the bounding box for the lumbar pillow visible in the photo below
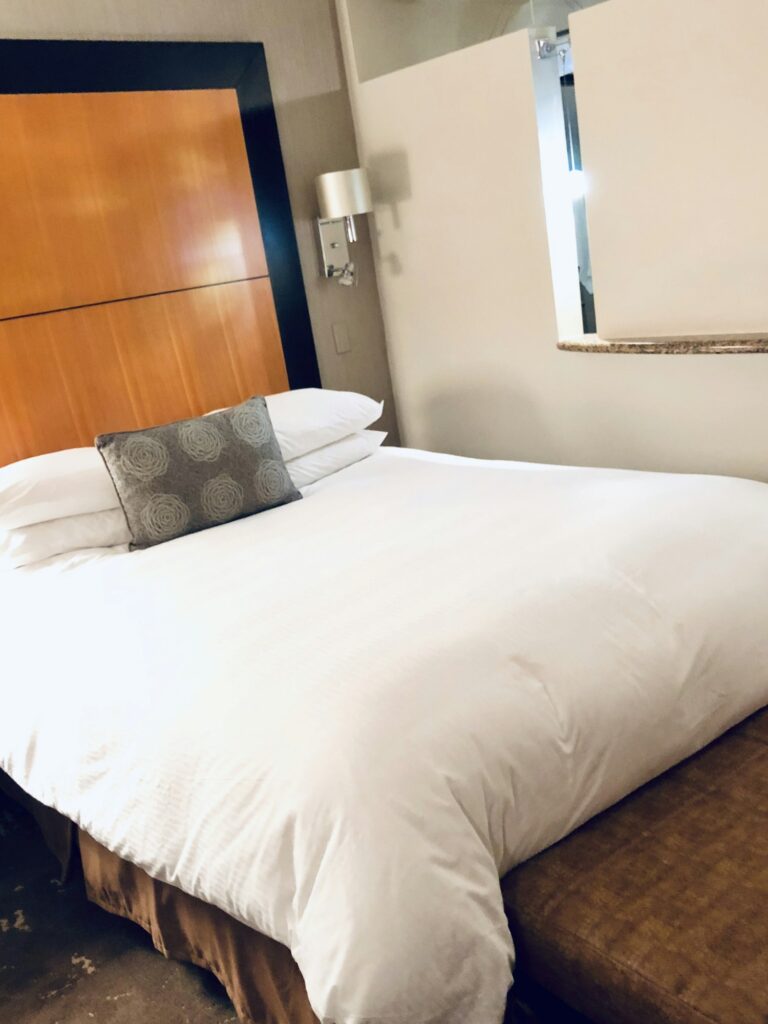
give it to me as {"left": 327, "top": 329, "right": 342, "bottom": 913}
{"left": 263, "top": 389, "right": 384, "bottom": 461}
{"left": 96, "top": 397, "right": 301, "bottom": 549}
{"left": 286, "top": 430, "right": 387, "bottom": 490}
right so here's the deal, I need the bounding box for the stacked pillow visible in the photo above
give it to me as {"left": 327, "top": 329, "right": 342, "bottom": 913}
{"left": 286, "top": 430, "right": 386, "bottom": 490}
{"left": 0, "top": 389, "right": 385, "bottom": 569}
{"left": 0, "top": 448, "right": 131, "bottom": 569}
{"left": 264, "top": 388, "right": 386, "bottom": 488}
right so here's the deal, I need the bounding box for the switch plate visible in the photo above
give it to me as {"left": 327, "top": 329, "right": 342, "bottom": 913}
{"left": 332, "top": 322, "right": 352, "bottom": 355}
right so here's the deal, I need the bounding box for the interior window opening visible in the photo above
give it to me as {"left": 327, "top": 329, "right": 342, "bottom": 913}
{"left": 557, "top": 35, "right": 596, "bottom": 335}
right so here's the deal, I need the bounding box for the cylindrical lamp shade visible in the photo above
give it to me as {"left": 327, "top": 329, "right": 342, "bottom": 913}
{"left": 316, "top": 168, "right": 373, "bottom": 220}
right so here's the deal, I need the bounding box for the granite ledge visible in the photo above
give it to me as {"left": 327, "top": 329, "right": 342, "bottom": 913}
{"left": 558, "top": 334, "right": 768, "bottom": 354}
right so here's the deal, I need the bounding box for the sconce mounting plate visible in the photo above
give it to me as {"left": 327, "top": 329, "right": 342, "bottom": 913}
{"left": 318, "top": 217, "right": 351, "bottom": 279}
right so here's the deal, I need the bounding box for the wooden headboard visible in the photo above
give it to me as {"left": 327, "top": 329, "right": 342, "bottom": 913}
{"left": 0, "top": 40, "right": 320, "bottom": 467}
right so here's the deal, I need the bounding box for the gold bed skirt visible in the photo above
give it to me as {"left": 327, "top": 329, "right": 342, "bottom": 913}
{"left": 0, "top": 768, "right": 318, "bottom": 1024}
{"left": 78, "top": 829, "right": 319, "bottom": 1024}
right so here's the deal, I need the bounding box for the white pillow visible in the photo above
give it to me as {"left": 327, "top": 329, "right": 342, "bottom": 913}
{"left": 265, "top": 389, "right": 383, "bottom": 462}
{"left": 0, "top": 429, "right": 386, "bottom": 568}
{"left": 286, "top": 431, "right": 386, "bottom": 490}
{"left": 0, "top": 508, "right": 130, "bottom": 570}
{"left": 0, "top": 389, "right": 383, "bottom": 530}
{"left": 0, "top": 448, "right": 118, "bottom": 530}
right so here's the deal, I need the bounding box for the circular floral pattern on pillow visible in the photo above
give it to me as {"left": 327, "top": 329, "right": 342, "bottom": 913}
{"left": 178, "top": 420, "right": 225, "bottom": 463}
{"left": 255, "top": 460, "right": 292, "bottom": 504}
{"left": 120, "top": 436, "right": 169, "bottom": 481}
{"left": 201, "top": 473, "right": 245, "bottom": 522}
{"left": 97, "top": 397, "right": 299, "bottom": 549}
{"left": 139, "top": 493, "right": 191, "bottom": 541}
{"left": 232, "top": 402, "right": 271, "bottom": 447}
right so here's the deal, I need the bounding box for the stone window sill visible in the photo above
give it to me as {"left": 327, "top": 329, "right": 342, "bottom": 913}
{"left": 558, "top": 334, "right": 768, "bottom": 354}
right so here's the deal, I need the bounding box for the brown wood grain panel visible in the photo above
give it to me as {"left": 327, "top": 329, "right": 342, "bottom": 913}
{"left": 0, "top": 279, "right": 288, "bottom": 466}
{"left": 0, "top": 89, "right": 267, "bottom": 320}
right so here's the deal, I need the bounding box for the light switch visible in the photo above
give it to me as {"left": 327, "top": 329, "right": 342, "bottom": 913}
{"left": 332, "top": 322, "right": 352, "bottom": 355}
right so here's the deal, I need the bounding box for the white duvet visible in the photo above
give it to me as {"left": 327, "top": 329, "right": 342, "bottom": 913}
{"left": 2, "top": 448, "right": 768, "bottom": 1024}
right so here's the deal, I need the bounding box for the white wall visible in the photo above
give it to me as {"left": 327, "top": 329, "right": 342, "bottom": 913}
{"left": 338, "top": 0, "right": 768, "bottom": 481}
{"left": 0, "top": 0, "right": 398, "bottom": 439}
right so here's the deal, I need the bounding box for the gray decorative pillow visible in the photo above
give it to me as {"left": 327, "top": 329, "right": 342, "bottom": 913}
{"left": 96, "top": 397, "right": 301, "bottom": 549}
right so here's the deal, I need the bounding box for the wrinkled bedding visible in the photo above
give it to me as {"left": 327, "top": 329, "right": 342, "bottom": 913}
{"left": 2, "top": 448, "right": 768, "bottom": 1024}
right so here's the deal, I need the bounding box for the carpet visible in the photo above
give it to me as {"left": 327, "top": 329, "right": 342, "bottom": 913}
{"left": 0, "top": 789, "right": 236, "bottom": 1024}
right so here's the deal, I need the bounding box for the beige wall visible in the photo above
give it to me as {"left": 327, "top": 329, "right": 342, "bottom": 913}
{"left": 339, "top": 0, "right": 768, "bottom": 482}
{"left": 0, "top": 0, "right": 398, "bottom": 440}
{"left": 504, "top": 0, "right": 606, "bottom": 34}
{"left": 345, "top": 0, "right": 607, "bottom": 80}
{"left": 346, "top": 0, "right": 512, "bottom": 81}
{"left": 573, "top": 0, "right": 768, "bottom": 338}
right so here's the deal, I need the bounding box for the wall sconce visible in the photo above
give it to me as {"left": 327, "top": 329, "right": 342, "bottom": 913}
{"left": 315, "top": 168, "right": 373, "bottom": 286}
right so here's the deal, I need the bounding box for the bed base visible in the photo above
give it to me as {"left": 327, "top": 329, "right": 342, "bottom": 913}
{"left": 4, "top": 704, "right": 766, "bottom": 1024}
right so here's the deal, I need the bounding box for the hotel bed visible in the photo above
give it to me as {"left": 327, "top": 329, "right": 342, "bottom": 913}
{"left": 0, "top": 38, "right": 766, "bottom": 1024}
{"left": 3, "top": 436, "right": 768, "bottom": 1024}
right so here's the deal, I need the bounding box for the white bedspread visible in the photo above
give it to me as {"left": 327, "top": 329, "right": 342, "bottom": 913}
{"left": 2, "top": 448, "right": 768, "bottom": 1024}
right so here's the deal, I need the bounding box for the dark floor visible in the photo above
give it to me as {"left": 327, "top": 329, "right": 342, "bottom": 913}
{"left": 0, "top": 789, "right": 583, "bottom": 1024}
{"left": 0, "top": 790, "right": 236, "bottom": 1024}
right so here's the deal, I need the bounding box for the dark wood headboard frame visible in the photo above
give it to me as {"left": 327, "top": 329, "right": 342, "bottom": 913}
{"left": 0, "top": 38, "right": 320, "bottom": 391}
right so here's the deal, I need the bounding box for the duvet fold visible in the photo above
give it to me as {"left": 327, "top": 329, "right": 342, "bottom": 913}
{"left": 2, "top": 448, "right": 768, "bottom": 1024}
